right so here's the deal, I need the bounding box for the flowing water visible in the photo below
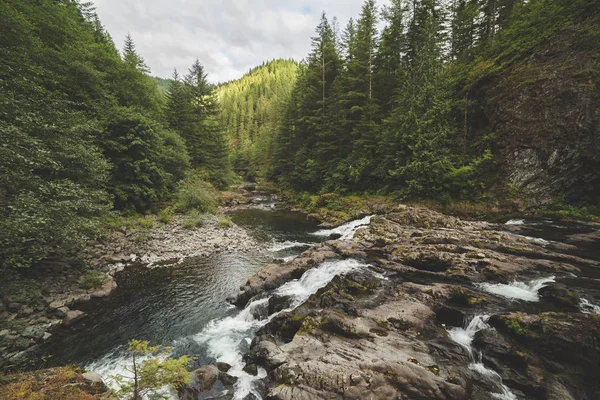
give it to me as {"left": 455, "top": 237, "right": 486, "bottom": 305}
{"left": 476, "top": 276, "right": 555, "bottom": 302}
{"left": 37, "top": 196, "right": 373, "bottom": 399}
{"left": 34, "top": 208, "right": 598, "bottom": 399}
{"left": 447, "top": 315, "right": 518, "bottom": 400}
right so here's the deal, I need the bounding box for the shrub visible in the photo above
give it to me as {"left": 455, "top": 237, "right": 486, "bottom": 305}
{"left": 80, "top": 271, "right": 107, "bottom": 289}
{"left": 174, "top": 172, "right": 218, "bottom": 214}
{"left": 181, "top": 210, "right": 207, "bottom": 229}
{"left": 112, "top": 340, "right": 190, "bottom": 400}
{"left": 218, "top": 216, "right": 234, "bottom": 228}
{"left": 158, "top": 208, "right": 172, "bottom": 224}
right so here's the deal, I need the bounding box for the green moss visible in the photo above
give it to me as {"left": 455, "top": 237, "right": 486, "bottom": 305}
{"left": 504, "top": 316, "right": 528, "bottom": 336}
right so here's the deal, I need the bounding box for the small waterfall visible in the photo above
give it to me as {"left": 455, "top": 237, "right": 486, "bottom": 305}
{"left": 505, "top": 219, "right": 525, "bottom": 225}
{"left": 193, "top": 258, "right": 368, "bottom": 400}
{"left": 268, "top": 240, "right": 312, "bottom": 252}
{"left": 447, "top": 315, "right": 517, "bottom": 400}
{"left": 476, "top": 276, "right": 555, "bottom": 302}
{"left": 312, "top": 215, "right": 374, "bottom": 240}
{"left": 580, "top": 298, "right": 600, "bottom": 314}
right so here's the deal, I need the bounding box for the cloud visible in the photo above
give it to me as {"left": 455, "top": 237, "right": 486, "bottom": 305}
{"left": 93, "top": 0, "right": 390, "bottom": 83}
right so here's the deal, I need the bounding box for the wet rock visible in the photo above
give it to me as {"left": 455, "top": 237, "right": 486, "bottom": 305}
{"left": 91, "top": 277, "right": 117, "bottom": 298}
{"left": 243, "top": 363, "right": 258, "bottom": 376}
{"left": 219, "top": 371, "right": 238, "bottom": 386}
{"left": 192, "top": 365, "right": 220, "bottom": 391}
{"left": 63, "top": 310, "right": 86, "bottom": 327}
{"left": 215, "top": 362, "right": 232, "bottom": 372}
{"left": 539, "top": 283, "right": 580, "bottom": 311}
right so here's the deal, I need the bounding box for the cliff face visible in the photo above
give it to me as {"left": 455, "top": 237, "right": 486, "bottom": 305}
{"left": 477, "top": 18, "right": 600, "bottom": 206}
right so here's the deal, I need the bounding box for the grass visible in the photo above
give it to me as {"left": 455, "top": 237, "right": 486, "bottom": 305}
{"left": 0, "top": 366, "right": 104, "bottom": 400}
{"left": 181, "top": 210, "right": 208, "bottom": 229}
{"left": 157, "top": 208, "right": 172, "bottom": 224}
{"left": 218, "top": 216, "right": 234, "bottom": 228}
{"left": 80, "top": 271, "right": 107, "bottom": 290}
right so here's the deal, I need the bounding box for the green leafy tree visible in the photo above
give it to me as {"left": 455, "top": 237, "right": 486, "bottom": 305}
{"left": 113, "top": 340, "right": 190, "bottom": 400}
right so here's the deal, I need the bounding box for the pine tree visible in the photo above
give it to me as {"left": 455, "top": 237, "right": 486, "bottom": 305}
{"left": 373, "top": 0, "right": 408, "bottom": 116}
{"left": 123, "top": 33, "right": 150, "bottom": 73}
{"left": 450, "top": 0, "right": 479, "bottom": 60}
{"left": 383, "top": 0, "right": 454, "bottom": 197}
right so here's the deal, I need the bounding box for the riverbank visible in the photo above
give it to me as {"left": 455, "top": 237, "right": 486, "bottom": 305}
{"left": 216, "top": 205, "right": 600, "bottom": 399}
{"left": 264, "top": 184, "right": 600, "bottom": 226}
{"left": 0, "top": 211, "right": 261, "bottom": 372}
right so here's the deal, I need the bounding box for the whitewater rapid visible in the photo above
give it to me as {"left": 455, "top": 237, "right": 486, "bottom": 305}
{"left": 447, "top": 315, "right": 518, "bottom": 400}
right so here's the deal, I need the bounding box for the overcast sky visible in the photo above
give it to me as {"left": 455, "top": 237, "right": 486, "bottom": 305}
{"left": 94, "top": 0, "right": 390, "bottom": 84}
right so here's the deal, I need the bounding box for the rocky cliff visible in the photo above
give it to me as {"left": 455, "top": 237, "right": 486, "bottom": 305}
{"left": 474, "top": 16, "right": 600, "bottom": 206}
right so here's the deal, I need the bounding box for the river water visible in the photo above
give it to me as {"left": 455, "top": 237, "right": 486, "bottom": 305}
{"left": 35, "top": 206, "right": 600, "bottom": 399}
{"left": 37, "top": 201, "right": 372, "bottom": 398}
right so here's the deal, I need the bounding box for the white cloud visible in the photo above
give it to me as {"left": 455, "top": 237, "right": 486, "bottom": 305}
{"left": 93, "top": 0, "right": 390, "bottom": 83}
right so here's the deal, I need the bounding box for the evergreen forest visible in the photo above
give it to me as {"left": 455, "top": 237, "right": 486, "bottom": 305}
{"left": 1, "top": 0, "right": 598, "bottom": 271}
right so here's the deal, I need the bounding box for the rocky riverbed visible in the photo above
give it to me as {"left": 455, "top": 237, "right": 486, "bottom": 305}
{"left": 0, "top": 213, "right": 261, "bottom": 371}
{"left": 191, "top": 206, "right": 600, "bottom": 400}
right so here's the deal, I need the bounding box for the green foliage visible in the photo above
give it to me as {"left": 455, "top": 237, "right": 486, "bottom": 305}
{"left": 80, "top": 271, "right": 108, "bottom": 290}
{"left": 216, "top": 59, "right": 299, "bottom": 178}
{"left": 0, "top": 271, "right": 42, "bottom": 305}
{"left": 174, "top": 172, "right": 218, "bottom": 214}
{"left": 181, "top": 210, "right": 208, "bottom": 229}
{"left": 113, "top": 340, "right": 190, "bottom": 400}
{"left": 218, "top": 216, "right": 234, "bottom": 228}
{"left": 158, "top": 208, "right": 173, "bottom": 224}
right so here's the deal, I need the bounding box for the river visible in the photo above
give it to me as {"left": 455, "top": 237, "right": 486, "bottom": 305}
{"left": 34, "top": 201, "right": 600, "bottom": 400}
{"left": 37, "top": 196, "right": 372, "bottom": 399}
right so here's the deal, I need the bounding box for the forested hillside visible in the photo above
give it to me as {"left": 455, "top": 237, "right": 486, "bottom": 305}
{"left": 0, "top": 0, "right": 229, "bottom": 269}
{"left": 216, "top": 59, "right": 299, "bottom": 178}
{"left": 221, "top": 0, "right": 598, "bottom": 211}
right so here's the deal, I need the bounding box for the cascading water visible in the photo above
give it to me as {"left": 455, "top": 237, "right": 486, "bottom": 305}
{"left": 193, "top": 258, "right": 368, "bottom": 400}
{"left": 476, "top": 276, "right": 555, "bottom": 302}
{"left": 268, "top": 240, "right": 312, "bottom": 252}
{"left": 447, "top": 315, "right": 518, "bottom": 400}
{"left": 312, "top": 215, "right": 374, "bottom": 240}
{"left": 580, "top": 298, "right": 600, "bottom": 314}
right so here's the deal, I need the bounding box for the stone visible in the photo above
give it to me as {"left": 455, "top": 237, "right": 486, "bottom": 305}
{"left": 7, "top": 303, "right": 24, "bottom": 313}
{"left": 91, "top": 278, "right": 117, "bottom": 298}
{"left": 48, "top": 300, "right": 65, "bottom": 310}
{"left": 82, "top": 371, "right": 104, "bottom": 385}
{"left": 243, "top": 363, "right": 258, "bottom": 376}
{"left": 191, "top": 365, "right": 220, "bottom": 392}
{"left": 22, "top": 325, "right": 46, "bottom": 341}
{"left": 63, "top": 310, "right": 86, "bottom": 327}
{"left": 215, "top": 362, "right": 232, "bottom": 372}
{"left": 56, "top": 306, "right": 70, "bottom": 318}
{"left": 219, "top": 372, "right": 238, "bottom": 386}
{"left": 19, "top": 307, "right": 34, "bottom": 317}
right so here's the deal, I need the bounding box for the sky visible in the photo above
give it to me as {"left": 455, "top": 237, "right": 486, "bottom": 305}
{"left": 93, "top": 0, "right": 390, "bottom": 84}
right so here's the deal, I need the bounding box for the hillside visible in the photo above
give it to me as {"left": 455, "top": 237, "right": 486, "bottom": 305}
{"left": 216, "top": 59, "right": 299, "bottom": 178}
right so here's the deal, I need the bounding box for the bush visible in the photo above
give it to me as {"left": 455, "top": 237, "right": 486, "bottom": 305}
{"left": 181, "top": 210, "right": 207, "bottom": 229}
{"left": 174, "top": 172, "right": 218, "bottom": 214}
{"left": 158, "top": 208, "right": 173, "bottom": 224}
{"left": 80, "top": 271, "right": 107, "bottom": 289}
{"left": 218, "top": 216, "right": 234, "bottom": 228}
{"left": 112, "top": 340, "right": 190, "bottom": 400}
